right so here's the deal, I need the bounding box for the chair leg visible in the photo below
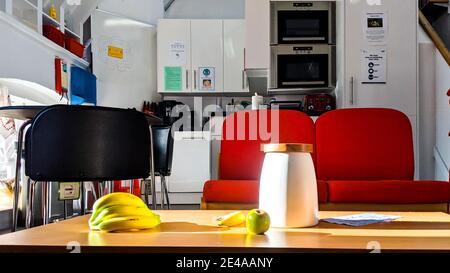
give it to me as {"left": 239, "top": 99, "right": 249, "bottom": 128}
{"left": 26, "top": 180, "right": 36, "bottom": 229}
{"left": 12, "top": 120, "right": 32, "bottom": 232}
{"left": 80, "top": 182, "right": 85, "bottom": 216}
{"left": 162, "top": 176, "right": 171, "bottom": 210}
{"left": 160, "top": 177, "right": 165, "bottom": 210}
{"left": 41, "top": 183, "right": 50, "bottom": 225}
{"left": 129, "top": 180, "right": 134, "bottom": 195}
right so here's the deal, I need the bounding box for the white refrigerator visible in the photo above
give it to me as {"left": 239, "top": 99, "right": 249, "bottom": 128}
{"left": 91, "top": 9, "right": 159, "bottom": 110}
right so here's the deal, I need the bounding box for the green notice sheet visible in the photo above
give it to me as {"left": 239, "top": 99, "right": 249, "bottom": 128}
{"left": 164, "top": 66, "right": 182, "bottom": 91}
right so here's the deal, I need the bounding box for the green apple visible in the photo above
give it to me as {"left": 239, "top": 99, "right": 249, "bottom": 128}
{"left": 246, "top": 209, "right": 270, "bottom": 235}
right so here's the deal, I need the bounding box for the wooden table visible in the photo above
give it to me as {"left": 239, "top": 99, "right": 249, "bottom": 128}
{"left": 1, "top": 210, "right": 450, "bottom": 253}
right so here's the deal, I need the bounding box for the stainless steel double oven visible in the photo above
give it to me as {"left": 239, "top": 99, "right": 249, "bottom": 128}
{"left": 270, "top": 1, "right": 336, "bottom": 92}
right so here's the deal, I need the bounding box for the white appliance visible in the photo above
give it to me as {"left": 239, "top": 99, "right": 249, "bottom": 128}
{"left": 168, "top": 131, "right": 211, "bottom": 204}
{"left": 157, "top": 19, "right": 248, "bottom": 94}
{"left": 344, "top": 0, "right": 419, "bottom": 177}
{"left": 91, "top": 9, "right": 158, "bottom": 110}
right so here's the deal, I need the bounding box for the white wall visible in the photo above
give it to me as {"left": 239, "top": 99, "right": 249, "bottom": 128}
{"left": 418, "top": 28, "right": 437, "bottom": 180}
{"left": 98, "top": 0, "right": 164, "bottom": 25}
{"left": 434, "top": 49, "right": 450, "bottom": 182}
{"left": 165, "top": 0, "right": 245, "bottom": 19}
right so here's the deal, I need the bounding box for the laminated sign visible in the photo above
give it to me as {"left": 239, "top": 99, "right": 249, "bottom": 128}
{"left": 198, "top": 67, "right": 215, "bottom": 91}
{"left": 361, "top": 48, "right": 387, "bottom": 84}
{"left": 108, "top": 45, "right": 124, "bottom": 59}
{"left": 165, "top": 66, "right": 182, "bottom": 91}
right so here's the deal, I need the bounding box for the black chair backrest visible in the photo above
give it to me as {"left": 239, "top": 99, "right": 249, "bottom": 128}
{"left": 25, "top": 105, "right": 150, "bottom": 181}
{"left": 152, "top": 125, "right": 174, "bottom": 177}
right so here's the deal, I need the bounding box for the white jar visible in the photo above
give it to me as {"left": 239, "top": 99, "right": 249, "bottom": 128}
{"left": 259, "top": 144, "right": 319, "bottom": 228}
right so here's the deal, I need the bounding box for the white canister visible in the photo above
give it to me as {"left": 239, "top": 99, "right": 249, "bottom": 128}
{"left": 259, "top": 143, "right": 318, "bottom": 228}
{"left": 251, "top": 93, "right": 264, "bottom": 110}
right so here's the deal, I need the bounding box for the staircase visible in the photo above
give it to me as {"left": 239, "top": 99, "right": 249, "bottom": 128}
{"left": 419, "top": 0, "right": 450, "bottom": 66}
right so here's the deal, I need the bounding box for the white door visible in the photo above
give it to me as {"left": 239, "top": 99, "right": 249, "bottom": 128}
{"left": 245, "top": 0, "right": 270, "bottom": 69}
{"left": 345, "top": 0, "right": 418, "bottom": 117}
{"left": 92, "top": 10, "right": 157, "bottom": 109}
{"left": 224, "top": 20, "right": 247, "bottom": 93}
{"left": 191, "top": 20, "right": 223, "bottom": 93}
{"left": 157, "top": 19, "right": 191, "bottom": 93}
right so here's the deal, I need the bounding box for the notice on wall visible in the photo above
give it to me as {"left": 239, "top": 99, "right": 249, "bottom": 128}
{"left": 165, "top": 66, "right": 183, "bottom": 91}
{"left": 198, "top": 67, "right": 215, "bottom": 91}
{"left": 58, "top": 182, "right": 81, "bottom": 201}
{"left": 108, "top": 45, "right": 124, "bottom": 59}
{"left": 169, "top": 41, "right": 187, "bottom": 66}
{"left": 363, "top": 12, "right": 388, "bottom": 43}
{"left": 361, "top": 48, "right": 387, "bottom": 84}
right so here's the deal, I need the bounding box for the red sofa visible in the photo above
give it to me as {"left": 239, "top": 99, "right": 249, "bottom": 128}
{"left": 201, "top": 109, "right": 450, "bottom": 212}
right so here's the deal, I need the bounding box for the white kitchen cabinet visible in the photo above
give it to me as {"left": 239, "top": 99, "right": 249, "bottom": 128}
{"left": 224, "top": 20, "right": 248, "bottom": 93}
{"left": 158, "top": 19, "right": 247, "bottom": 94}
{"left": 191, "top": 20, "right": 223, "bottom": 93}
{"left": 344, "top": 0, "right": 418, "bottom": 117}
{"left": 245, "top": 0, "right": 270, "bottom": 69}
{"left": 157, "top": 19, "right": 191, "bottom": 93}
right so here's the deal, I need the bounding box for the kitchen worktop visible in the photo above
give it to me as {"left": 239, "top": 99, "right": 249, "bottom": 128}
{"left": 1, "top": 210, "right": 450, "bottom": 253}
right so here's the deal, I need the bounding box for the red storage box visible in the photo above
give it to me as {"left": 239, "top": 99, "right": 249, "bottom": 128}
{"left": 65, "top": 37, "right": 85, "bottom": 58}
{"left": 43, "top": 25, "right": 65, "bottom": 47}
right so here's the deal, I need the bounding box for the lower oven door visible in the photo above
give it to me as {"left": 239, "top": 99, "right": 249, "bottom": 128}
{"left": 271, "top": 45, "right": 331, "bottom": 89}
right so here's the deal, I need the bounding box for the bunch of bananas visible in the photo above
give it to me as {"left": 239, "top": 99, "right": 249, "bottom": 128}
{"left": 89, "top": 192, "right": 161, "bottom": 232}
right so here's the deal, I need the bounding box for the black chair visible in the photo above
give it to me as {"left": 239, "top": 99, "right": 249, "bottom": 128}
{"left": 13, "top": 105, "right": 151, "bottom": 230}
{"left": 150, "top": 125, "right": 173, "bottom": 209}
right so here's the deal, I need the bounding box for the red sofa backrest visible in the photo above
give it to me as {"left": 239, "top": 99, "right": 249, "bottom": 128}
{"left": 219, "top": 110, "right": 315, "bottom": 180}
{"left": 315, "top": 108, "right": 415, "bottom": 181}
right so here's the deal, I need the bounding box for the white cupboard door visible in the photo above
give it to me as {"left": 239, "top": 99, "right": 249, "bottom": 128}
{"left": 224, "top": 20, "right": 247, "bottom": 93}
{"left": 345, "top": 0, "right": 417, "bottom": 116}
{"left": 157, "top": 19, "right": 191, "bottom": 93}
{"left": 191, "top": 20, "right": 223, "bottom": 93}
{"left": 245, "top": 0, "right": 270, "bottom": 69}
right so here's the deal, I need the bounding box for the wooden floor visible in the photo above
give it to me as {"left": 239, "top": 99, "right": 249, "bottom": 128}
{"left": 1, "top": 210, "right": 450, "bottom": 253}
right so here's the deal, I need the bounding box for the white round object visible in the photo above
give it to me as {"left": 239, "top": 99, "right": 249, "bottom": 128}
{"left": 259, "top": 151, "right": 319, "bottom": 228}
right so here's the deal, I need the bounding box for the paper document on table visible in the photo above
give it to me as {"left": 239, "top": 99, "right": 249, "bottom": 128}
{"left": 321, "top": 213, "right": 401, "bottom": 227}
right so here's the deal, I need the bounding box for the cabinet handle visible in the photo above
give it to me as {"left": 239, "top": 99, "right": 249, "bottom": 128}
{"left": 186, "top": 70, "right": 189, "bottom": 90}
{"left": 194, "top": 70, "right": 197, "bottom": 90}
{"left": 350, "top": 76, "right": 355, "bottom": 105}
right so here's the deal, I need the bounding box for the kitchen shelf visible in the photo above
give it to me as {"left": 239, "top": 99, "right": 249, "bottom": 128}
{"left": 64, "top": 27, "right": 80, "bottom": 40}
{"left": 0, "top": 11, "right": 88, "bottom": 68}
{"left": 42, "top": 10, "right": 59, "bottom": 28}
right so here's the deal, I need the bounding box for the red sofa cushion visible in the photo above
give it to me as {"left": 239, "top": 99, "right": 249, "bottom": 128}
{"left": 203, "top": 180, "right": 328, "bottom": 204}
{"left": 220, "top": 110, "right": 316, "bottom": 180}
{"left": 328, "top": 180, "right": 450, "bottom": 204}
{"left": 315, "top": 108, "right": 415, "bottom": 181}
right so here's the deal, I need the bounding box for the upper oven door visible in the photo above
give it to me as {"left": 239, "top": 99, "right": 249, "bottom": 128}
{"left": 274, "top": 45, "right": 329, "bottom": 89}
{"left": 270, "top": 1, "right": 335, "bottom": 45}
{"left": 277, "top": 10, "right": 329, "bottom": 44}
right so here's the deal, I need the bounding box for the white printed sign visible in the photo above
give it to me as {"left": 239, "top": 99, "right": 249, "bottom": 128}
{"left": 363, "top": 12, "right": 388, "bottom": 43}
{"left": 361, "top": 48, "right": 387, "bottom": 84}
{"left": 169, "top": 41, "right": 187, "bottom": 66}
{"left": 198, "top": 67, "right": 215, "bottom": 91}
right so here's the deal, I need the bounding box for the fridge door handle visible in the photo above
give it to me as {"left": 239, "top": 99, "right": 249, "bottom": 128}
{"left": 242, "top": 70, "right": 245, "bottom": 90}
{"left": 350, "top": 76, "right": 355, "bottom": 105}
{"left": 194, "top": 70, "right": 197, "bottom": 90}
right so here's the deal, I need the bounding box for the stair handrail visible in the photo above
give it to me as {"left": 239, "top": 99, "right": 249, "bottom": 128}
{"left": 419, "top": 10, "right": 450, "bottom": 66}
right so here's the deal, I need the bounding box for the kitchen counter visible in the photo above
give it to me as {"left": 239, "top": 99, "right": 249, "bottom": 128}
{"left": 1, "top": 210, "right": 450, "bottom": 253}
